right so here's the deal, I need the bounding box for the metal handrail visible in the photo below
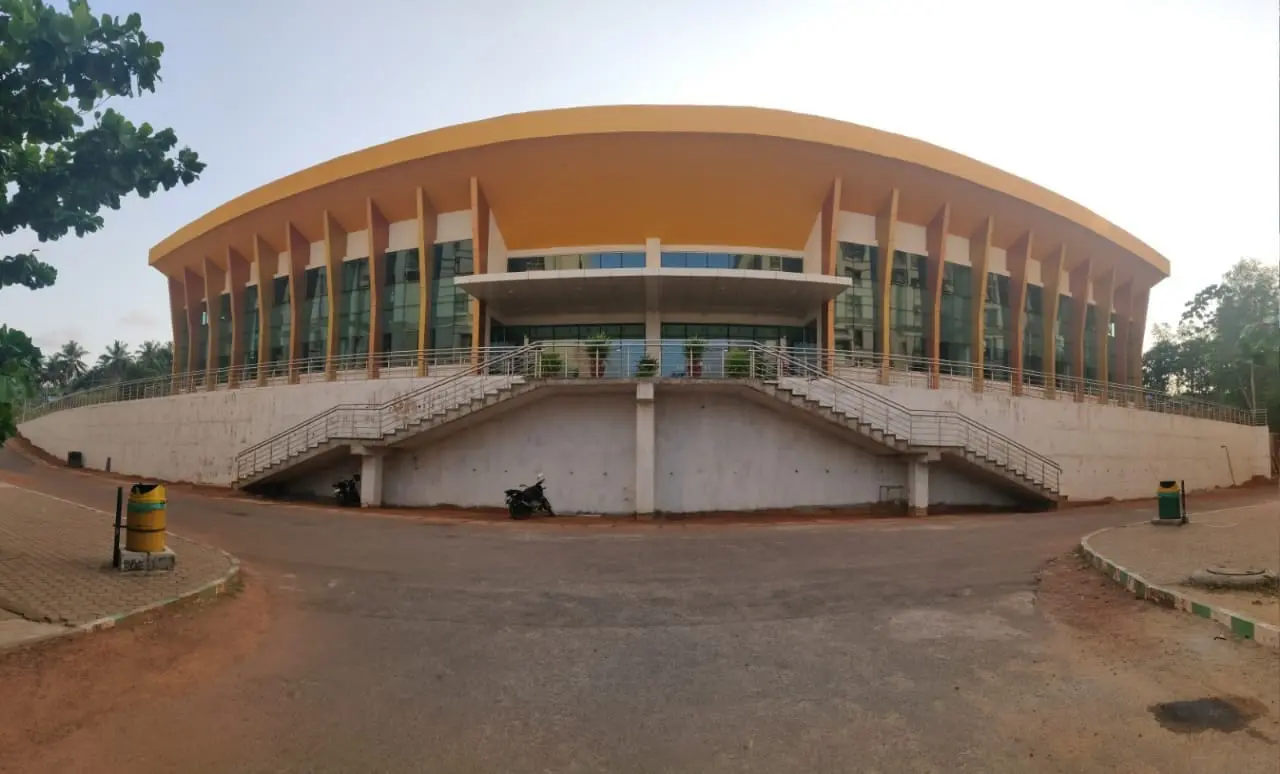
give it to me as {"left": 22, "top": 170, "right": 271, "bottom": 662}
{"left": 21, "top": 340, "right": 1267, "bottom": 430}
{"left": 829, "top": 351, "right": 1267, "bottom": 427}
{"left": 19, "top": 345, "right": 511, "bottom": 422}
{"left": 233, "top": 344, "right": 538, "bottom": 480}
{"left": 761, "top": 346, "right": 1061, "bottom": 492}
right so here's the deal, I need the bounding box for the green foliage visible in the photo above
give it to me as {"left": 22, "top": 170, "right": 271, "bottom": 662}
{"left": 724, "top": 348, "right": 752, "bottom": 378}
{"left": 537, "top": 351, "right": 565, "bottom": 378}
{"left": 0, "top": 324, "right": 42, "bottom": 442}
{"left": 635, "top": 356, "right": 658, "bottom": 377}
{"left": 0, "top": 0, "right": 204, "bottom": 291}
{"left": 1143, "top": 258, "right": 1280, "bottom": 429}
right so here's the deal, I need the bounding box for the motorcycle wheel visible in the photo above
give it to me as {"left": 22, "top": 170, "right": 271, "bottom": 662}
{"left": 538, "top": 498, "right": 555, "bottom": 517}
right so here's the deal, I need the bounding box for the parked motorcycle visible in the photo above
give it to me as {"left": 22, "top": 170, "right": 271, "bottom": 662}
{"left": 333, "top": 474, "right": 361, "bottom": 507}
{"left": 505, "top": 475, "right": 555, "bottom": 520}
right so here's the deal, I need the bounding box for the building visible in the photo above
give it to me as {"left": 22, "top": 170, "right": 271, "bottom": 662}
{"left": 19, "top": 106, "right": 1271, "bottom": 515}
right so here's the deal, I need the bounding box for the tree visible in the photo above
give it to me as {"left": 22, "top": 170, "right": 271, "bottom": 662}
{"left": 135, "top": 339, "right": 169, "bottom": 374}
{"left": 0, "top": 325, "right": 43, "bottom": 443}
{"left": 1143, "top": 258, "right": 1280, "bottom": 429}
{"left": 95, "top": 338, "right": 131, "bottom": 378}
{"left": 1, "top": 0, "right": 204, "bottom": 292}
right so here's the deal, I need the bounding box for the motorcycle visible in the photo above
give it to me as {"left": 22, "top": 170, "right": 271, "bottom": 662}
{"left": 333, "top": 474, "right": 361, "bottom": 507}
{"left": 505, "top": 475, "right": 555, "bottom": 520}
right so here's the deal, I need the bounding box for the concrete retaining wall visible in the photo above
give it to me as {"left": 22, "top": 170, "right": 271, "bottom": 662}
{"left": 18, "top": 374, "right": 1269, "bottom": 506}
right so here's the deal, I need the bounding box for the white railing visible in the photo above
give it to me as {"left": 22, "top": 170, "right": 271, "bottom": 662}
{"left": 233, "top": 345, "right": 539, "bottom": 480}
{"left": 830, "top": 351, "right": 1266, "bottom": 427}
{"left": 19, "top": 346, "right": 512, "bottom": 422}
{"left": 21, "top": 341, "right": 1267, "bottom": 430}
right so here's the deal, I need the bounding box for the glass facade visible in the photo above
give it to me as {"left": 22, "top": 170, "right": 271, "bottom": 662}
{"left": 168, "top": 241, "right": 1129, "bottom": 392}
{"left": 888, "top": 251, "right": 926, "bottom": 360}
{"left": 491, "top": 322, "right": 646, "bottom": 345}
{"left": 508, "top": 252, "right": 644, "bottom": 272}
{"left": 1055, "top": 295, "right": 1072, "bottom": 378}
{"left": 939, "top": 263, "right": 972, "bottom": 369}
{"left": 430, "top": 240, "right": 474, "bottom": 350}
{"left": 383, "top": 249, "right": 420, "bottom": 353}
{"left": 336, "top": 258, "right": 371, "bottom": 365}
{"left": 242, "top": 285, "right": 260, "bottom": 377}
{"left": 1023, "top": 284, "right": 1045, "bottom": 381}
{"left": 268, "top": 276, "right": 290, "bottom": 365}
{"left": 301, "top": 267, "right": 328, "bottom": 364}
{"left": 1083, "top": 304, "right": 1099, "bottom": 382}
{"left": 659, "top": 322, "right": 817, "bottom": 344}
{"left": 215, "top": 293, "right": 233, "bottom": 377}
{"left": 661, "top": 252, "right": 803, "bottom": 272}
{"left": 833, "top": 243, "right": 877, "bottom": 356}
{"left": 984, "top": 273, "right": 1012, "bottom": 377}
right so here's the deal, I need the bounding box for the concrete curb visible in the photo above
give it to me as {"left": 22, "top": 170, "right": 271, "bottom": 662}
{"left": 1079, "top": 525, "right": 1280, "bottom": 649}
{"left": 0, "top": 483, "right": 243, "bottom": 654}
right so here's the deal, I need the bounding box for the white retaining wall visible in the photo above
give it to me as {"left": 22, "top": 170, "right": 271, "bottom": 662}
{"left": 18, "top": 374, "right": 456, "bottom": 486}
{"left": 18, "top": 375, "right": 1270, "bottom": 506}
{"left": 855, "top": 379, "right": 1271, "bottom": 500}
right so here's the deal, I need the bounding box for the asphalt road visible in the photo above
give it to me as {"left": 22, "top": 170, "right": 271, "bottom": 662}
{"left": 2, "top": 447, "right": 1278, "bottom": 773}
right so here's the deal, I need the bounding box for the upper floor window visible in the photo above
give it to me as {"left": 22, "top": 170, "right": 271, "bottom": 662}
{"left": 507, "top": 251, "right": 645, "bottom": 272}
{"left": 661, "top": 252, "right": 803, "bottom": 272}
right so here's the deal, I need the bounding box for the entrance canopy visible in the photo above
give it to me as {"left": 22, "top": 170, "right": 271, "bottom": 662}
{"left": 454, "top": 268, "right": 852, "bottom": 320}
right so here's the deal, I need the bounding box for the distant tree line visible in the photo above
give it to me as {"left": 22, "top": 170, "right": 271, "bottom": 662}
{"left": 1142, "top": 258, "right": 1279, "bottom": 430}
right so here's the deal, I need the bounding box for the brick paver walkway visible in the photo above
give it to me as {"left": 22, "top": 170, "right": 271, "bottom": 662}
{"left": 1087, "top": 500, "right": 1280, "bottom": 626}
{"left": 0, "top": 483, "right": 234, "bottom": 626}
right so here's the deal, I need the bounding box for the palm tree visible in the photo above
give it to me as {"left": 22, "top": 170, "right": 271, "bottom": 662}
{"left": 96, "top": 340, "right": 133, "bottom": 381}
{"left": 56, "top": 341, "right": 88, "bottom": 380}
{"left": 135, "top": 341, "right": 170, "bottom": 375}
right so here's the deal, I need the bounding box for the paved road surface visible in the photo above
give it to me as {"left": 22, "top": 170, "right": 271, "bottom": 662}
{"left": 1, "top": 447, "right": 1277, "bottom": 773}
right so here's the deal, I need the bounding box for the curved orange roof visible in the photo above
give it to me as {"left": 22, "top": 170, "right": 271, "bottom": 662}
{"left": 150, "top": 105, "right": 1169, "bottom": 285}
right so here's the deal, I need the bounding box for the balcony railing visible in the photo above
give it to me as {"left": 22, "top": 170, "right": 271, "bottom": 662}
{"left": 18, "top": 341, "right": 1267, "bottom": 428}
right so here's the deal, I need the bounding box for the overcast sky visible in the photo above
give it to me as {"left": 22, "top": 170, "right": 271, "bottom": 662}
{"left": 3, "top": 0, "right": 1276, "bottom": 358}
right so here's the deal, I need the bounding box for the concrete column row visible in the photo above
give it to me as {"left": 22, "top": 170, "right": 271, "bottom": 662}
{"left": 168, "top": 182, "right": 483, "bottom": 388}
{"left": 814, "top": 180, "right": 1152, "bottom": 399}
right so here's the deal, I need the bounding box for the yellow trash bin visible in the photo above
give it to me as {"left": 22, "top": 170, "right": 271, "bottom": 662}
{"left": 126, "top": 484, "right": 167, "bottom": 553}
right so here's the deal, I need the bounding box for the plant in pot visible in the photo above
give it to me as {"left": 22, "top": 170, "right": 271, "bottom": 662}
{"left": 538, "top": 351, "right": 565, "bottom": 378}
{"left": 635, "top": 356, "right": 659, "bottom": 378}
{"left": 584, "top": 333, "right": 611, "bottom": 378}
{"left": 724, "top": 348, "right": 753, "bottom": 378}
{"left": 684, "top": 337, "right": 707, "bottom": 378}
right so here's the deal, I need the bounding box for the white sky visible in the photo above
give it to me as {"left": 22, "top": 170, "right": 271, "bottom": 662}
{"left": 2, "top": 0, "right": 1276, "bottom": 358}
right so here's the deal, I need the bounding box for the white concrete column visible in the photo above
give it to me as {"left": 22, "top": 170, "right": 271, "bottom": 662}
{"left": 644, "top": 237, "right": 661, "bottom": 269}
{"left": 906, "top": 457, "right": 930, "bottom": 517}
{"left": 635, "top": 382, "right": 656, "bottom": 518}
{"left": 354, "top": 447, "right": 386, "bottom": 508}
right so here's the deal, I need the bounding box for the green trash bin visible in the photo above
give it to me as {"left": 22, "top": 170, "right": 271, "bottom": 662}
{"left": 1156, "top": 480, "right": 1183, "bottom": 521}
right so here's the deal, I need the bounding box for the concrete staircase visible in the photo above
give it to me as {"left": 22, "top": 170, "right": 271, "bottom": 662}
{"left": 749, "top": 366, "right": 1061, "bottom": 505}
{"left": 234, "top": 347, "right": 538, "bottom": 487}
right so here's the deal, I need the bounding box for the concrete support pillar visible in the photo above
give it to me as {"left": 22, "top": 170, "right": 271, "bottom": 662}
{"left": 322, "top": 211, "right": 347, "bottom": 381}
{"left": 635, "top": 382, "right": 656, "bottom": 518}
{"left": 355, "top": 447, "right": 386, "bottom": 508}
{"left": 875, "top": 190, "right": 899, "bottom": 384}
{"left": 252, "top": 235, "right": 276, "bottom": 387}
{"left": 906, "top": 456, "right": 930, "bottom": 517}
{"left": 469, "top": 177, "right": 490, "bottom": 367}
{"left": 416, "top": 187, "right": 438, "bottom": 376}
{"left": 167, "top": 277, "right": 186, "bottom": 388}
{"left": 923, "top": 204, "right": 950, "bottom": 389}
{"left": 968, "top": 217, "right": 994, "bottom": 393}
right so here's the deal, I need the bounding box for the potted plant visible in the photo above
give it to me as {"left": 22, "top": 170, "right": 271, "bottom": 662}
{"left": 684, "top": 337, "right": 706, "bottom": 378}
{"left": 538, "top": 351, "right": 565, "bottom": 378}
{"left": 724, "top": 348, "right": 753, "bottom": 378}
{"left": 585, "top": 333, "right": 611, "bottom": 378}
{"left": 635, "top": 356, "right": 659, "bottom": 378}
